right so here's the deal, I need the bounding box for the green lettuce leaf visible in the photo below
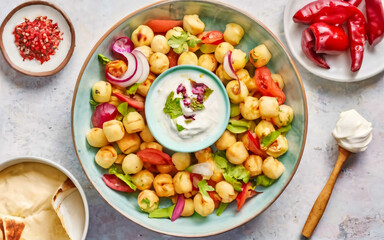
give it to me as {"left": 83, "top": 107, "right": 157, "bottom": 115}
{"left": 89, "top": 99, "right": 99, "bottom": 110}
{"left": 126, "top": 83, "right": 141, "bottom": 95}
{"left": 148, "top": 205, "right": 175, "bottom": 218}
{"left": 261, "top": 124, "right": 291, "bottom": 148}
{"left": 117, "top": 102, "right": 128, "bottom": 116}
{"left": 163, "top": 91, "right": 183, "bottom": 119}
{"left": 197, "top": 179, "right": 214, "bottom": 197}
{"left": 216, "top": 202, "right": 229, "bottom": 216}
{"left": 213, "top": 151, "right": 228, "bottom": 169}
{"left": 98, "top": 54, "right": 111, "bottom": 65}
{"left": 190, "top": 98, "right": 205, "bottom": 111}
{"left": 255, "top": 175, "right": 276, "bottom": 187}
{"left": 168, "top": 31, "right": 201, "bottom": 54}
{"left": 223, "top": 164, "right": 250, "bottom": 192}
{"left": 108, "top": 165, "right": 137, "bottom": 191}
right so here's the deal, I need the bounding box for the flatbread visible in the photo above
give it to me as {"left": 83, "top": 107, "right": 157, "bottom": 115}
{"left": 0, "top": 218, "right": 4, "bottom": 240}
{"left": 2, "top": 216, "right": 25, "bottom": 240}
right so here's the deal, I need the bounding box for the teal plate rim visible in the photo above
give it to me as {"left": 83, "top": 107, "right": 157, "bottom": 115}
{"left": 71, "top": 0, "right": 308, "bottom": 237}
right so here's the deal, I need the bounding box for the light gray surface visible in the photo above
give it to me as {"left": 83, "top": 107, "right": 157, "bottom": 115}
{"left": 0, "top": 0, "right": 383, "bottom": 239}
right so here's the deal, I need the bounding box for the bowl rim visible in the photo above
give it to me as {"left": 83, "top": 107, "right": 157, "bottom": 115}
{"left": 0, "top": 0, "right": 76, "bottom": 77}
{"left": 71, "top": 0, "right": 308, "bottom": 237}
{"left": 145, "top": 64, "right": 231, "bottom": 153}
{"left": 0, "top": 156, "right": 89, "bottom": 240}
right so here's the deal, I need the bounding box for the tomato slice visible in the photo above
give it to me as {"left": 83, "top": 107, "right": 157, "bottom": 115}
{"left": 236, "top": 182, "right": 259, "bottom": 211}
{"left": 137, "top": 148, "right": 172, "bottom": 165}
{"left": 145, "top": 19, "right": 183, "bottom": 33}
{"left": 102, "top": 174, "right": 135, "bottom": 192}
{"left": 113, "top": 92, "right": 145, "bottom": 110}
{"left": 167, "top": 49, "right": 179, "bottom": 68}
{"left": 254, "top": 67, "right": 286, "bottom": 105}
{"left": 198, "top": 31, "right": 224, "bottom": 45}
{"left": 247, "top": 131, "right": 267, "bottom": 158}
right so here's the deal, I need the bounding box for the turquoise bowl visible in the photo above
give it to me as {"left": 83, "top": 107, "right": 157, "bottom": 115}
{"left": 145, "top": 65, "right": 230, "bottom": 153}
{"left": 72, "top": 0, "right": 307, "bottom": 237}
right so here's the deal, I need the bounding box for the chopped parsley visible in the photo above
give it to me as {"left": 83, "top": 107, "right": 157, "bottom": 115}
{"left": 176, "top": 123, "right": 185, "bottom": 132}
{"left": 141, "top": 198, "right": 151, "bottom": 208}
{"left": 197, "top": 179, "right": 215, "bottom": 197}
{"left": 168, "top": 31, "right": 201, "bottom": 54}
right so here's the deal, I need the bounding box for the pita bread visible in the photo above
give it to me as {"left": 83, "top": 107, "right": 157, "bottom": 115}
{"left": 0, "top": 218, "right": 4, "bottom": 240}
{"left": 2, "top": 216, "right": 25, "bottom": 240}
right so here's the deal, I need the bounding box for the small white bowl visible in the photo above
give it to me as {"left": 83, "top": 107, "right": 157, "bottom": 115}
{"left": 0, "top": 1, "right": 75, "bottom": 76}
{"left": 0, "top": 156, "right": 89, "bottom": 240}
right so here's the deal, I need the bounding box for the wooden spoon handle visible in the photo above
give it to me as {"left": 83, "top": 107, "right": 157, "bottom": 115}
{"left": 302, "top": 147, "right": 351, "bottom": 238}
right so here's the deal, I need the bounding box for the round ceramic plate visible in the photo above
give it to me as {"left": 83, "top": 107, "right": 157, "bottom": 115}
{"left": 72, "top": 0, "right": 307, "bottom": 237}
{"left": 284, "top": 0, "right": 384, "bottom": 82}
{"left": 0, "top": 1, "right": 75, "bottom": 76}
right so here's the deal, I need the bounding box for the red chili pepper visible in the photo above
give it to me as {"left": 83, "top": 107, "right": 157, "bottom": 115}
{"left": 236, "top": 182, "right": 260, "bottom": 211}
{"left": 293, "top": 0, "right": 366, "bottom": 72}
{"left": 247, "top": 131, "right": 267, "bottom": 158}
{"left": 113, "top": 92, "right": 145, "bottom": 110}
{"left": 302, "top": 28, "right": 330, "bottom": 69}
{"left": 137, "top": 148, "right": 172, "bottom": 165}
{"left": 145, "top": 19, "right": 183, "bottom": 33}
{"left": 254, "top": 67, "right": 286, "bottom": 105}
{"left": 310, "top": 22, "right": 349, "bottom": 54}
{"left": 365, "top": 0, "right": 384, "bottom": 46}
{"left": 343, "top": 0, "right": 362, "bottom": 7}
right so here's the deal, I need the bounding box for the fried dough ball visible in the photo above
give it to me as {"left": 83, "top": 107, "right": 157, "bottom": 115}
{"left": 195, "top": 147, "right": 213, "bottom": 163}
{"left": 139, "top": 142, "right": 163, "bottom": 151}
{"left": 151, "top": 35, "right": 170, "bottom": 54}
{"left": 172, "top": 152, "right": 191, "bottom": 171}
{"left": 165, "top": 27, "right": 184, "bottom": 40}
{"left": 139, "top": 125, "right": 155, "bottom": 142}
{"left": 92, "top": 81, "right": 112, "bottom": 103}
{"left": 103, "top": 120, "right": 125, "bottom": 142}
{"left": 173, "top": 171, "right": 192, "bottom": 194}
{"left": 178, "top": 52, "right": 198, "bottom": 65}
{"left": 156, "top": 164, "right": 176, "bottom": 174}
{"left": 123, "top": 112, "right": 145, "bottom": 134}
{"left": 223, "top": 23, "right": 244, "bottom": 46}
{"left": 215, "top": 181, "right": 238, "bottom": 203}
{"left": 262, "top": 156, "right": 285, "bottom": 179}
{"left": 231, "top": 49, "right": 247, "bottom": 71}
{"left": 134, "top": 45, "right": 153, "bottom": 61}
{"left": 181, "top": 198, "right": 195, "bottom": 217}
{"left": 153, "top": 173, "right": 175, "bottom": 197}
{"left": 266, "top": 135, "right": 289, "bottom": 158}
{"left": 86, "top": 128, "right": 109, "bottom": 147}
{"left": 226, "top": 80, "right": 248, "bottom": 104}
{"left": 215, "top": 42, "right": 234, "bottom": 63}
{"left": 240, "top": 96, "right": 260, "bottom": 120}
{"left": 198, "top": 54, "right": 217, "bottom": 71}
{"left": 149, "top": 52, "right": 169, "bottom": 75}
{"left": 116, "top": 132, "right": 141, "bottom": 154}
{"left": 226, "top": 141, "right": 249, "bottom": 165}
{"left": 216, "top": 64, "right": 232, "bottom": 85}
{"left": 259, "top": 96, "right": 279, "bottom": 119}
{"left": 138, "top": 190, "right": 159, "bottom": 213}
{"left": 237, "top": 69, "right": 257, "bottom": 93}
{"left": 122, "top": 153, "right": 143, "bottom": 174}
{"left": 215, "top": 130, "right": 237, "bottom": 150}
{"left": 132, "top": 170, "right": 154, "bottom": 190}
{"left": 272, "top": 105, "right": 294, "bottom": 128}
{"left": 243, "top": 155, "right": 263, "bottom": 177}
{"left": 95, "top": 146, "right": 117, "bottom": 169}
{"left": 183, "top": 15, "right": 205, "bottom": 35}
{"left": 131, "top": 25, "right": 154, "bottom": 47}
{"left": 271, "top": 73, "right": 284, "bottom": 90}
{"left": 137, "top": 72, "right": 156, "bottom": 97}
{"left": 255, "top": 120, "right": 275, "bottom": 139}
{"left": 249, "top": 44, "right": 272, "bottom": 68}
{"left": 193, "top": 193, "right": 215, "bottom": 217}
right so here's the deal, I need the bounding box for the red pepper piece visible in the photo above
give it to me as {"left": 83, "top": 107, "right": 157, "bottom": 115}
{"left": 302, "top": 28, "right": 330, "bottom": 69}
{"left": 145, "top": 19, "right": 183, "bottom": 33}
{"left": 113, "top": 92, "right": 145, "bottom": 110}
{"left": 365, "top": 0, "right": 384, "bottom": 46}
{"left": 254, "top": 67, "right": 286, "bottom": 105}
{"left": 293, "top": 0, "right": 366, "bottom": 72}
{"left": 236, "top": 182, "right": 260, "bottom": 211}
{"left": 309, "top": 22, "right": 349, "bottom": 54}
{"left": 102, "top": 174, "right": 135, "bottom": 192}
{"left": 343, "top": 0, "right": 362, "bottom": 7}
{"left": 247, "top": 131, "right": 267, "bottom": 158}
{"left": 166, "top": 49, "right": 179, "bottom": 68}
{"left": 137, "top": 148, "right": 172, "bottom": 165}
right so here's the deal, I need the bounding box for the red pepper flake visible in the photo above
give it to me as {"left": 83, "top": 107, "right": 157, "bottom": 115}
{"left": 13, "top": 16, "right": 63, "bottom": 64}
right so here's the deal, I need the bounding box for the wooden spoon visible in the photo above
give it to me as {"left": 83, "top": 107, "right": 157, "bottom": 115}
{"left": 302, "top": 146, "right": 351, "bottom": 238}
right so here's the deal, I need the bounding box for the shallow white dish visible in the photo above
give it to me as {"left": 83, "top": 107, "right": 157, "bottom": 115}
{"left": 0, "top": 156, "right": 89, "bottom": 240}
{"left": 0, "top": 1, "right": 75, "bottom": 76}
{"left": 284, "top": 0, "right": 384, "bottom": 82}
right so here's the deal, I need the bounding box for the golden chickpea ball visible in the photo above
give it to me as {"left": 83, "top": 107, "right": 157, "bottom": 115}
{"left": 132, "top": 170, "right": 154, "bottom": 190}
{"left": 116, "top": 132, "right": 141, "bottom": 154}
{"left": 266, "top": 135, "right": 289, "bottom": 158}
{"left": 134, "top": 45, "right": 153, "bottom": 61}
{"left": 249, "top": 44, "right": 272, "bottom": 68}
{"left": 178, "top": 52, "right": 198, "bottom": 65}
{"left": 226, "top": 141, "right": 249, "bottom": 165}
{"left": 198, "top": 54, "right": 217, "bottom": 71}
{"left": 215, "top": 130, "right": 237, "bottom": 150}
{"left": 139, "top": 142, "right": 163, "bottom": 152}
{"left": 215, "top": 42, "right": 234, "bottom": 63}
{"left": 151, "top": 35, "right": 170, "bottom": 54}
{"left": 194, "top": 147, "right": 213, "bottom": 163}
{"left": 139, "top": 125, "right": 155, "bottom": 142}
{"left": 156, "top": 164, "right": 176, "bottom": 174}
{"left": 92, "top": 81, "right": 112, "bottom": 103}
{"left": 115, "top": 154, "right": 125, "bottom": 164}
{"left": 193, "top": 193, "right": 215, "bottom": 217}
{"left": 173, "top": 171, "right": 192, "bottom": 194}
{"left": 272, "top": 105, "right": 294, "bottom": 128}
{"left": 237, "top": 69, "right": 257, "bottom": 93}
{"left": 226, "top": 80, "right": 249, "bottom": 104}
{"left": 231, "top": 49, "right": 247, "bottom": 71}
{"left": 255, "top": 120, "right": 275, "bottom": 139}
{"left": 271, "top": 73, "right": 284, "bottom": 90}
{"left": 131, "top": 25, "right": 154, "bottom": 47}
{"left": 137, "top": 73, "right": 156, "bottom": 97}
{"left": 165, "top": 27, "right": 184, "bottom": 40}
{"left": 183, "top": 15, "right": 205, "bottom": 35}
{"left": 243, "top": 155, "right": 263, "bottom": 177}
{"left": 153, "top": 173, "right": 175, "bottom": 197}
{"left": 172, "top": 152, "right": 191, "bottom": 170}
{"left": 224, "top": 23, "right": 244, "bottom": 45}
{"left": 95, "top": 146, "right": 117, "bottom": 169}
{"left": 102, "top": 120, "right": 125, "bottom": 142}
{"left": 181, "top": 198, "right": 195, "bottom": 217}
{"left": 240, "top": 96, "right": 260, "bottom": 120}
{"left": 122, "top": 153, "right": 143, "bottom": 175}
{"left": 215, "top": 64, "right": 232, "bottom": 85}
{"left": 138, "top": 190, "right": 159, "bottom": 213}
{"left": 215, "top": 181, "right": 238, "bottom": 203}
{"left": 149, "top": 52, "right": 169, "bottom": 75}
{"left": 123, "top": 111, "right": 145, "bottom": 134}
{"left": 262, "top": 156, "right": 285, "bottom": 179}
{"left": 86, "top": 128, "right": 109, "bottom": 148}
{"left": 259, "top": 96, "right": 279, "bottom": 119}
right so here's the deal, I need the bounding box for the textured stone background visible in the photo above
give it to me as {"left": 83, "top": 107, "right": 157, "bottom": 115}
{"left": 1, "top": 0, "right": 383, "bottom": 239}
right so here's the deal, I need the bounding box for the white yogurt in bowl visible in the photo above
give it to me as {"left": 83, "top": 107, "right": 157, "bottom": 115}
{"left": 145, "top": 65, "right": 230, "bottom": 152}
